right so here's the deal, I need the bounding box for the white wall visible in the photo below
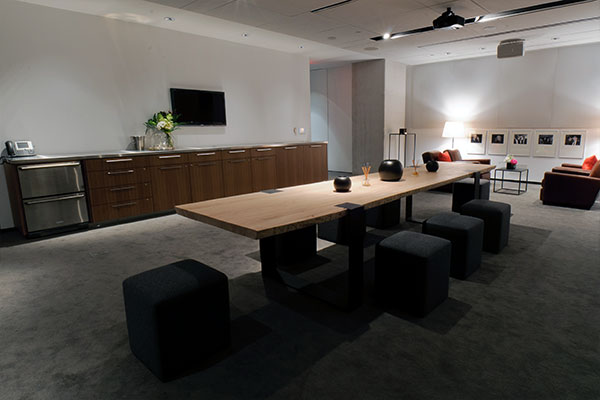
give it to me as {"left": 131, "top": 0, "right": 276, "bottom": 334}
{"left": 406, "top": 42, "right": 600, "bottom": 182}
{"left": 310, "top": 65, "right": 353, "bottom": 172}
{"left": 384, "top": 60, "right": 407, "bottom": 162}
{"left": 0, "top": 1, "right": 311, "bottom": 229}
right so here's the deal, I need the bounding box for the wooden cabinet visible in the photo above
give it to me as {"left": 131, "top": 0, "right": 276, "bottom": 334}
{"left": 84, "top": 157, "right": 153, "bottom": 223}
{"left": 251, "top": 155, "right": 277, "bottom": 192}
{"left": 189, "top": 161, "right": 224, "bottom": 201}
{"left": 150, "top": 163, "right": 191, "bottom": 211}
{"left": 303, "top": 143, "right": 328, "bottom": 184}
{"left": 222, "top": 158, "right": 253, "bottom": 197}
{"left": 276, "top": 145, "right": 304, "bottom": 188}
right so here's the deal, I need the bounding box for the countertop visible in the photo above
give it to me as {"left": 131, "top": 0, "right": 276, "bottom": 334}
{"left": 4, "top": 141, "right": 328, "bottom": 165}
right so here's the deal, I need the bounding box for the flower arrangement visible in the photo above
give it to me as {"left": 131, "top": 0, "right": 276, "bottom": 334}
{"left": 504, "top": 154, "right": 518, "bottom": 169}
{"left": 144, "top": 111, "right": 181, "bottom": 149}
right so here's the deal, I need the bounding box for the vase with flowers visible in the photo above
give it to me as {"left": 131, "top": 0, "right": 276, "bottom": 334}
{"left": 144, "top": 111, "right": 181, "bottom": 150}
{"left": 504, "top": 155, "right": 518, "bottom": 169}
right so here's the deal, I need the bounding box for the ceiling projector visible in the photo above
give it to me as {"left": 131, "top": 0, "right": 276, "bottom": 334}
{"left": 433, "top": 8, "right": 465, "bottom": 30}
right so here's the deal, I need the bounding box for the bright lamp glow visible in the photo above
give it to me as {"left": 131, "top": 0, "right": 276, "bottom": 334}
{"left": 442, "top": 121, "right": 465, "bottom": 138}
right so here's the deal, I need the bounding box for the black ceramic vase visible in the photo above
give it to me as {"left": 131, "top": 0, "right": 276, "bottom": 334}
{"left": 378, "top": 160, "right": 404, "bottom": 181}
{"left": 334, "top": 176, "right": 352, "bottom": 192}
{"left": 426, "top": 160, "right": 439, "bottom": 172}
{"left": 506, "top": 163, "right": 516, "bottom": 169}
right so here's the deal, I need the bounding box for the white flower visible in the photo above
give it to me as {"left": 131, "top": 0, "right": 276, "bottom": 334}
{"left": 156, "top": 121, "right": 167, "bottom": 129}
{"left": 165, "top": 121, "right": 174, "bottom": 130}
{"left": 503, "top": 154, "right": 513, "bottom": 162}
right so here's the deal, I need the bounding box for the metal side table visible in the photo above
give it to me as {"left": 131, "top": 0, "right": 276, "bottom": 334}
{"left": 493, "top": 166, "right": 529, "bottom": 195}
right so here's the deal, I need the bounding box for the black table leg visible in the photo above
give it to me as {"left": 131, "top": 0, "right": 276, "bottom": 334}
{"left": 473, "top": 171, "right": 481, "bottom": 199}
{"left": 346, "top": 206, "right": 365, "bottom": 310}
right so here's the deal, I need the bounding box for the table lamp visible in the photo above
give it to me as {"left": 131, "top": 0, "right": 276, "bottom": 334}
{"left": 442, "top": 121, "right": 464, "bottom": 149}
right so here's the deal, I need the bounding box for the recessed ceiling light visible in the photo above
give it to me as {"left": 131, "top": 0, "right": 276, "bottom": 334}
{"left": 480, "top": 47, "right": 486, "bottom": 50}
{"left": 364, "top": 46, "right": 378, "bottom": 51}
{"left": 327, "top": 36, "right": 337, "bottom": 40}
{"left": 299, "top": 45, "right": 304, "bottom": 49}
{"left": 552, "top": 37, "right": 559, "bottom": 40}
{"left": 242, "top": 33, "right": 249, "bottom": 37}
{"left": 445, "top": 52, "right": 451, "bottom": 55}
{"left": 164, "top": 17, "right": 174, "bottom": 22}
{"left": 382, "top": 32, "right": 391, "bottom": 40}
{"left": 430, "top": 54, "right": 435, "bottom": 56}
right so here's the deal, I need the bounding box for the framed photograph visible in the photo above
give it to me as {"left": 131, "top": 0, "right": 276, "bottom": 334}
{"left": 508, "top": 129, "right": 532, "bottom": 156}
{"left": 487, "top": 129, "right": 508, "bottom": 155}
{"left": 559, "top": 130, "right": 585, "bottom": 159}
{"left": 533, "top": 130, "right": 558, "bottom": 157}
{"left": 467, "top": 129, "right": 486, "bottom": 155}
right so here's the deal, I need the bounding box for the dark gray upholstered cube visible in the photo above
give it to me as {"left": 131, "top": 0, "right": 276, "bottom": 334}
{"left": 461, "top": 199, "right": 511, "bottom": 254}
{"left": 423, "top": 212, "right": 484, "bottom": 279}
{"left": 375, "top": 231, "right": 451, "bottom": 317}
{"left": 452, "top": 178, "right": 490, "bottom": 212}
{"left": 122, "top": 259, "right": 230, "bottom": 382}
{"left": 366, "top": 199, "right": 401, "bottom": 229}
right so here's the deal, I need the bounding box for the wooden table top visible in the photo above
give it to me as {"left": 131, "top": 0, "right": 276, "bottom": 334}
{"left": 176, "top": 162, "right": 495, "bottom": 240}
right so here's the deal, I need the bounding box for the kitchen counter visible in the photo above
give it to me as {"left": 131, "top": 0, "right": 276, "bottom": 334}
{"left": 5, "top": 141, "right": 328, "bottom": 164}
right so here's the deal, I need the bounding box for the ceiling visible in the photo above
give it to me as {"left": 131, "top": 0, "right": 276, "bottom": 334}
{"left": 16, "top": 0, "right": 600, "bottom": 65}
{"left": 146, "top": 0, "right": 600, "bottom": 64}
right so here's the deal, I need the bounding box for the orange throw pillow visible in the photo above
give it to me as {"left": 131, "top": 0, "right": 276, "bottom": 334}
{"left": 590, "top": 160, "right": 600, "bottom": 178}
{"left": 437, "top": 151, "right": 452, "bottom": 162}
{"left": 582, "top": 155, "right": 598, "bottom": 170}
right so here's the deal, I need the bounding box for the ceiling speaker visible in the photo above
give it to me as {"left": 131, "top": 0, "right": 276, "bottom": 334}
{"left": 497, "top": 39, "right": 524, "bottom": 59}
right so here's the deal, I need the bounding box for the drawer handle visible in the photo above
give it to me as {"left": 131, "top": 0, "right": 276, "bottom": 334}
{"left": 105, "top": 158, "right": 132, "bottom": 163}
{"left": 196, "top": 152, "right": 216, "bottom": 156}
{"left": 256, "top": 157, "right": 271, "bottom": 161}
{"left": 284, "top": 146, "right": 297, "bottom": 150}
{"left": 158, "top": 155, "right": 181, "bottom": 159}
{"left": 256, "top": 148, "right": 272, "bottom": 152}
{"left": 107, "top": 170, "right": 134, "bottom": 175}
{"left": 228, "top": 159, "right": 246, "bottom": 164}
{"left": 228, "top": 150, "right": 246, "bottom": 154}
{"left": 310, "top": 145, "right": 322, "bottom": 148}
{"left": 109, "top": 186, "right": 135, "bottom": 192}
{"left": 111, "top": 201, "right": 137, "bottom": 208}
{"left": 159, "top": 165, "right": 183, "bottom": 170}
{"left": 25, "top": 193, "right": 85, "bottom": 205}
{"left": 19, "top": 161, "right": 80, "bottom": 170}
{"left": 194, "top": 162, "right": 217, "bottom": 166}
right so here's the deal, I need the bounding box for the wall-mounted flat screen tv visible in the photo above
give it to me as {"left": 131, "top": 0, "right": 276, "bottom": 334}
{"left": 170, "top": 88, "right": 226, "bottom": 126}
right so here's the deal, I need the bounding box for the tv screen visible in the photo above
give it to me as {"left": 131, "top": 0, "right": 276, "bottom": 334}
{"left": 170, "top": 88, "right": 226, "bottom": 126}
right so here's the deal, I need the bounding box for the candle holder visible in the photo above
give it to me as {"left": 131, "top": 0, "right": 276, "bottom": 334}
{"left": 361, "top": 163, "right": 371, "bottom": 186}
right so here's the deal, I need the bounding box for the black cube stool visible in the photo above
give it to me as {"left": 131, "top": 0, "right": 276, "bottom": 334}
{"left": 461, "top": 199, "right": 511, "bottom": 254}
{"left": 423, "top": 212, "right": 484, "bottom": 279}
{"left": 452, "top": 178, "right": 490, "bottom": 212}
{"left": 375, "top": 231, "right": 451, "bottom": 317}
{"left": 122, "top": 259, "right": 230, "bottom": 381}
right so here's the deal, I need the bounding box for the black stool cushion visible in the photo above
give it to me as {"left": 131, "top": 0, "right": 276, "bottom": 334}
{"left": 461, "top": 200, "right": 511, "bottom": 254}
{"left": 452, "top": 178, "right": 490, "bottom": 212}
{"left": 375, "top": 231, "right": 451, "bottom": 317}
{"left": 122, "top": 259, "right": 230, "bottom": 381}
{"left": 423, "top": 212, "right": 484, "bottom": 279}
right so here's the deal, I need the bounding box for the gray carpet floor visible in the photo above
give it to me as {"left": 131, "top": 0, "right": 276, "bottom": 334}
{"left": 1, "top": 187, "right": 599, "bottom": 400}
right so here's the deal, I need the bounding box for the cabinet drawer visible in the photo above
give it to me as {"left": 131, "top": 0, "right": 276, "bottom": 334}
{"left": 85, "top": 157, "right": 147, "bottom": 172}
{"left": 86, "top": 167, "right": 150, "bottom": 188}
{"left": 186, "top": 150, "right": 222, "bottom": 163}
{"left": 222, "top": 148, "right": 251, "bottom": 160}
{"left": 251, "top": 147, "right": 275, "bottom": 156}
{"left": 91, "top": 197, "right": 154, "bottom": 223}
{"left": 147, "top": 153, "right": 187, "bottom": 166}
{"left": 89, "top": 182, "right": 152, "bottom": 207}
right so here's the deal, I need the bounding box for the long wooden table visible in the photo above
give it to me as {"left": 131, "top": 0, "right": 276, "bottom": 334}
{"left": 176, "top": 162, "right": 495, "bottom": 309}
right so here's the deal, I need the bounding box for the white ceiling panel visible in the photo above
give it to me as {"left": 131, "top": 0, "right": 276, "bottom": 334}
{"left": 183, "top": 0, "right": 237, "bottom": 14}
{"left": 246, "top": 0, "right": 334, "bottom": 17}
{"left": 203, "top": 1, "right": 286, "bottom": 27}
{"left": 301, "top": 24, "right": 379, "bottom": 46}
{"left": 472, "top": 0, "right": 565, "bottom": 13}
{"left": 146, "top": 0, "right": 197, "bottom": 8}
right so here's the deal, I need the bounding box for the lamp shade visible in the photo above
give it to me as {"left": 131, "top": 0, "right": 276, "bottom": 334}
{"left": 442, "top": 121, "right": 465, "bottom": 138}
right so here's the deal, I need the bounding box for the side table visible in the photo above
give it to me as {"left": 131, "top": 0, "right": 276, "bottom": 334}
{"left": 493, "top": 166, "right": 529, "bottom": 195}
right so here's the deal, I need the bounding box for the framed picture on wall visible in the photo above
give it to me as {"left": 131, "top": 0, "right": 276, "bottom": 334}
{"left": 508, "top": 129, "right": 532, "bottom": 156}
{"left": 467, "top": 129, "right": 486, "bottom": 155}
{"left": 558, "top": 130, "right": 586, "bottom": 159}
{"left": 487, "top": 129, "right": 508, "bottom": 155}
{"left": 533, "top": 130, "right": 558, "bottom": 157}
